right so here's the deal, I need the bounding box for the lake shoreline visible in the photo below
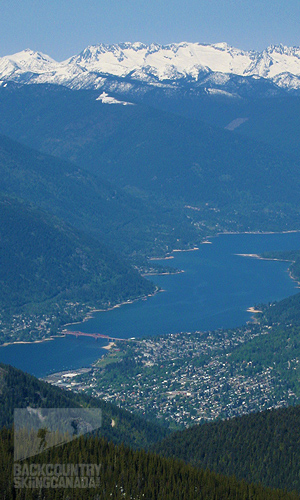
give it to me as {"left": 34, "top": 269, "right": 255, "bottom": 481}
{"left": 2, "top": 231, "right": 300, "bottom": 349}
{"left": 76, "top": 285, "right": 162, "bottom": 320}
{"left": 1, "top": 337, "right": 56, "bottom": 348}
{"left": 200, "top": 229, "right": 300, "bottom": 246}
{"left": 236, "top": 253, "right": 300, "bottom": 287}
{"left": 0, "top": 287, "right": 162, "bottom": 348}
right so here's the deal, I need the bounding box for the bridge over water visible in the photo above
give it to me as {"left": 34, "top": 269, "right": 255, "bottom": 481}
{"left": 63, "top": 330, "right": 125, "bottom": 341}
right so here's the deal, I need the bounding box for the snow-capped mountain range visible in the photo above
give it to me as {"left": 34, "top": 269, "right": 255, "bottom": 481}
{"left": 2, "top": 42, "right": 300, "bottom": 94}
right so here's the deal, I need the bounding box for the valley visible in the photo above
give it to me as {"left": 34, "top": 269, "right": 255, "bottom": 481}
{"left": 2, "top": 39, "right": 300, "bottom": 499}
{"left": 1, "top": 231, "right": 299, "bottom": 376}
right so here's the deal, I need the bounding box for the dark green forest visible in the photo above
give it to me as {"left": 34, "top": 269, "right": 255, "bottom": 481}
{"left": 3, "top": 360, "right": 300, "bottom": 496}
{"left": 154, "top": 404, "right": 300, "bottom": 492}
{"left": 2, "top": 428, "right": 300, "bottom": 500}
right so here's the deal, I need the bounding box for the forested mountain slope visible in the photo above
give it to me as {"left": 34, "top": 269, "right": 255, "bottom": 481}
{"left": 138, "top": 92, "right": 300, "bottom": 158}
{"left": 2, "top": 428, "right": 298, "bottom": 500}
{"left": 0, "top": 196, "right": 155, "bottom": 343}
{"left": 154, "top": 404, "right": 300, "bottom": 492}
{"left": 0, "top": 130, "right": 197, "bottom": 256}
{"left": 0, "top": 84, "right": 299, "bottom": 233}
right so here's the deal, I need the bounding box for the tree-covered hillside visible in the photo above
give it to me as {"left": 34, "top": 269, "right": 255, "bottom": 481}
{"left": 0, "top": 84, "right": 299, "bottom": 233}
{"left": 142, "top": 91, "right": 300, "bottom": 158}
{"left": 1, "top": 428, "right": 299, "bottom": 499}
{"left": 0, "top": 195, "right": 155, "bottom": 343}
{"left": 0, "top": 131, "right": 197, "bottom": 257}
{"left": 154, "top": 404, "right": 300, "bottom": 492}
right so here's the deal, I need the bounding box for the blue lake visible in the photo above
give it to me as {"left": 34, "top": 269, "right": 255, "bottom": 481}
{"left": 1, "top": 232, "right": 300, "bottom": 378}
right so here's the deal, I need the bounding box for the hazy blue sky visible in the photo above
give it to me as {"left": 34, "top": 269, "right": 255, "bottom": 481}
{"left": 2, "top": 0, "right": 300, "bottom": 60}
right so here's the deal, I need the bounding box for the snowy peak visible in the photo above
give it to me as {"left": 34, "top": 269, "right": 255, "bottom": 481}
{"left": 69, "top": 42, "right": 300, "bottom": 90}
{"left": 245, "top": 44, "right": 300, "bottom": 79}
{"left": 0, "top": 49, "right": 59, "bottom": 82}
{"left": 2, "top": 42, "right": 300, "bottom": 92}
{"left": 5, "top": 49, "right": 57, "bottom": 72}
{"left": 65, "top": 42, "right": 253, "bottom": 81}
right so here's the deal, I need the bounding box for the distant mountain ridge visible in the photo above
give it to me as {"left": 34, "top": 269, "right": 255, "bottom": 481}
{"left": 2, "top": 42, "right": 300, "bottom": 95}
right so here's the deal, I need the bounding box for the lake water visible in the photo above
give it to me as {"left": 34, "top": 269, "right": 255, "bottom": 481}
{"left": 1, "top": 232, "right": 300, "bottom": 378}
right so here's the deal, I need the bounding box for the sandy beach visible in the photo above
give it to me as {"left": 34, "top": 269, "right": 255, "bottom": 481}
{"left": 102, "top": 341, "right": 116, "bottom": 350}
{"left": 247, "top": 307, "right": 263, "bottom": 314}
